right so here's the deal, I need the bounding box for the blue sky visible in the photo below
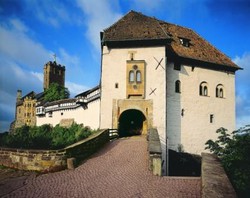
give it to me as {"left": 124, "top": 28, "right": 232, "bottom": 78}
{"left": 0, "top": 0, "right": 250, "bottom": 132}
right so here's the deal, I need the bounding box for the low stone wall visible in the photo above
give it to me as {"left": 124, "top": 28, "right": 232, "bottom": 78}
{"left": 147, "top": 128, "right": 162, "bottom": 176}
{"left": 0, "top": 129, "right": 109, "bottom": 172}
{"left": 0, "top": 148, "right": 67, "bottom": 172}
{"left": 201, "top": 153, "right": 237, "bottom": 198}
{"left": 65, "top": 129, "right": 110, "bottom": 161}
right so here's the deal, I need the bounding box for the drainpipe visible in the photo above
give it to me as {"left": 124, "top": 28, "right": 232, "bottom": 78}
{"left": 166, "top": 137, "right": 169, "bottom": 176}
{"left": 165, "top": 51, "right": 169, "bottom": 176}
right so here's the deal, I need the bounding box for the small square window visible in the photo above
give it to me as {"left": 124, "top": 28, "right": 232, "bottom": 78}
{"left": 174, "top": 62, "right": 181, "bottom": 71}
{"left": 210, "top": 114, "right": 214, "bottom": 123}
{"left": 115, "top": 83, "right": 119, "bottom": 88}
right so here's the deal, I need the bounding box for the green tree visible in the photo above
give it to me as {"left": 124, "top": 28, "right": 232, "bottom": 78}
{"left": 205, "top": 126, "right": 250, "bottom": 197}
{"left": 44, "top": 83, "right": 70, "bottom": 102}
{"left": 3, "top": 125, "right": 31, "bottom": 148}
{"left": 0, "top": 123, "right": 94, "bottom": 150}
{"left": 29, "top": 125, "right": 53, "bottom": 149}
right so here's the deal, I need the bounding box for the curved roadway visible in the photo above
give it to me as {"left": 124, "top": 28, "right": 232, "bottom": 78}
{"left": 1, "top": 136, "right": 201, "bottom": 197}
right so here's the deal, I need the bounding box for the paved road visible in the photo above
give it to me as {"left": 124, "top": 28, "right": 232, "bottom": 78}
{"left": 1, "top": 136, "right": 201, "bottom": 198}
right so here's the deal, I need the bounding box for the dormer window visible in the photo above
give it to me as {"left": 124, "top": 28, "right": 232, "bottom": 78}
{"left": 179, "top": 37, "right": 190, "bottom": 47}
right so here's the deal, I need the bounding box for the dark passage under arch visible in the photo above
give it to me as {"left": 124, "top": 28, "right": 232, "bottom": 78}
{"left": 118, "top": 109, "right": 146, "bottom": 137}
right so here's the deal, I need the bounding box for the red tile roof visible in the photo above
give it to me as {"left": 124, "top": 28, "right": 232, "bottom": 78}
{"left": 103, "top": 11, "right": 240, "bottom": 70}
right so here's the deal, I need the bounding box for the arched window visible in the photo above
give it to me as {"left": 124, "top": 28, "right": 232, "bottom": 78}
{"left": 136, "top": 71, "right": 141, "bottom": 83}
{"left": 175, "top": 80, "right": 181, "bottom": 93}
{"left": 199, "top": 82, "right": 209, "bottom": 96}
{"left": 219, "top": 88, "right": 223, "bottom": 98}
{"left": 216, "top": 84, "right": 224, "bottom": 98}
{"left": 204, "top": 86, "right": 208, "bottom": 96}
{"left": 129, "top": 70, "right": 134, "bottom": 83}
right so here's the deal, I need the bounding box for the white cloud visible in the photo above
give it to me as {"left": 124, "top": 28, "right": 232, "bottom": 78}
{"left": 22, "top": 0, "right": 72, "bottom": 28}
{"left": 58, "top": 48, "right": 80, "bottom": 67}
{"left": 128, "top": 0, "right": 204, "bottom": 21}
{"left": 57, "top": 48, "right": 90, "bottom": 86}
{"left": 31, "top": 72, "right": 43, "bottom": 83}
{"left": 76, "top": 0, "right": 122, "bottom": 51}
{"left": 0, "top": 59, "right": 41, "bottom": 95}
{"left": 233, "top": 52, "right": 250, "bottom": 128}
{"left": 66, "top": 81, "right": 89, "bottom": 97}
{"left": 0, "top": 121, "right": 11, "bottom": 133}
{"left": 0, "top": 18, "right": 52, "bottom": 69}
{"left": 130, "top": 0, "right": 166, "bottom": 13}
{"left": 237, "top": 115, "right": 250, "bottom": 129}
{"left": 234, "top": 52, "right": 250, "bottom": 80}
{"left": 10, "top": 18, "right": 28, "bottom": 32}
{"left": 0, "top": 59, "right": 43, "bottom": 132}
{"left": 0, "top": 90, "right": 16, "bottom": 116}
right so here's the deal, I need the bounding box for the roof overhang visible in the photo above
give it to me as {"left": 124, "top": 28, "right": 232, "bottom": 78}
{"left": 102, "top": 38, "right": 170, "bottom": 48}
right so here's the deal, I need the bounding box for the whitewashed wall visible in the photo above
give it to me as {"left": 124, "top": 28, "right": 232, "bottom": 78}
{"left": 167, "top": 63, "right": 235, "bottom": 154}
{"left": 37, "top": 99, "right": 100, "bottom": 130}
{"left": 100, "top": 45, "right": 167, "bottom": 174}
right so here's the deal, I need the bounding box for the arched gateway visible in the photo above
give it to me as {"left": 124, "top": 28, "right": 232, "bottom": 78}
{"left": 111, "top": 99, "right": 153, "bottom": 137}
{"left": 118, "top": 109, "right": 146, "bottom": 137}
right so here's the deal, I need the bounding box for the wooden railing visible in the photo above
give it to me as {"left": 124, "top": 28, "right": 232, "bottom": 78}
{"left": 109, "top": 129, "right": 119, "bottom": 140}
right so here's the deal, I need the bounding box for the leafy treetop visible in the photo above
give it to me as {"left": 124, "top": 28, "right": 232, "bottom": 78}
{"left": 205, "top": 126, "right": 250, "bottom": 197}
{"left": 44, "top": 83, "right": 70, "bottom": 102}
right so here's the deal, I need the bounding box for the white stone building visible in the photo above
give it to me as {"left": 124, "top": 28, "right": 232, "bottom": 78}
{"left": 36, "top": 11, "right": 241, "bottom": 175}
{"left": 99, "top": 11, "right": 240, "bottom": 174}
{"left": 36, "top": 86, "right": 100, "bottom": 129}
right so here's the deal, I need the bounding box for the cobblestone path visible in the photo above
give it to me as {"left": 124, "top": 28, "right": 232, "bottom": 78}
{"left": 1, "top": 136, "right": 201, "bottom": 198}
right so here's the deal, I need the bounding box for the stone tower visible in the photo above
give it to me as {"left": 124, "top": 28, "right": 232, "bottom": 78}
{"left": 16, "top": 90, "right": 22, "bottom": 102}
{"left": 43, "top": 61, "right": 65, "bottom": 90}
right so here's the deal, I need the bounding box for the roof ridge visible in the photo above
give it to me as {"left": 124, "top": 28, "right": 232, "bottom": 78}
{"left": 157, "top": 19, "right": 194, "bottom": 33}
{"left": 21, "top": 91, "right": 36, "bottom": 99}
{"left": 103, "top": 10, "right": 134, "bottom": 32}
{"left": 102, "top": 11, "right": 240, "bottom": 70}
{"left": 191, "top": 29, "right": 237, "bottom": 67}
{"left": 103, "top": 10, "right": 170, "bottom": 42}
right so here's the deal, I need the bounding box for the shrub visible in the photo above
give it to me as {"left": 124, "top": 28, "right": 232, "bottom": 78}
{"left": 29, "top": 125, "right": 53, "bottom": 149}
{"left": 205, "top": 126, "right": 250, "bottom": 197}
{"left": 169, "top": 149, "right": 201, "bottom": 176}
{"left": 0, "top": 123, "right": 94, "bottom": 150}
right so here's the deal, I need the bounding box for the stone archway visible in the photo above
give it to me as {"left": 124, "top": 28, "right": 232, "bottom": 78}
{"left": 118, "top": 109, "right": 146, "bottom": 137}
{"left": 112, "top": 99, "right": 153, "bottom": 136}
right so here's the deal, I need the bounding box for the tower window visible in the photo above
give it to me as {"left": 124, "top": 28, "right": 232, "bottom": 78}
{"left": 129, "top": 70, "right": 134, "bottom": 83}
{"left": 136, "top": 71, "right": 141, "bottom": 83}
{"left": 126, "top": 61, "right": 145, "bottom": 98}
{"left": 115, "top": 83, "right": 119, "bottom": 88}
{"left": 199, "top": 82, "right": 209, "bottom": 96}
{"left": 216, "top": 84, "right": 224, "bottom": 98}
{"left": 175, "top": 80, "right": 181, "bottom": 93}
